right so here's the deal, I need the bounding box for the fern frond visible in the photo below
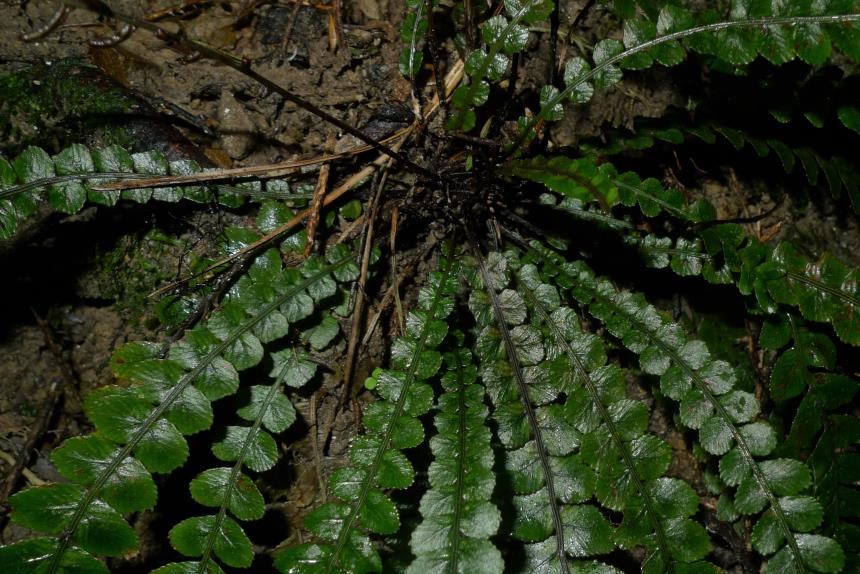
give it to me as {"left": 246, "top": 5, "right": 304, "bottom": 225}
{"left": 756, "top": 315, "right": 859, "bottom": 568}
{"left": 538, "top": 247, "right": 844, "bottom": 573}
{"left": 0, "top": 144, "right": 305, "bottom": 239}
{"left": 159, "top": 348, "right": 319, "bottom": 573}
{"left": 582, "top": 120, "right": 860, "bottom": 213}
{"left": 753, "top": 243, "right": 860, "bottom": 346}
{"left": 449, "top": 0, "right": 554, "bottom": 131}
{"left": 399, "top": 0, "right": 428, "bottom": 79}
{"left": 467, "top": 250, "right": 582, "bottom": 574}
{"left": 809, "top": 415, "right": 860, "bottom": 572}
{"left": 509, "top": 154, "right": 860, "bottom": 347}
{"left": 274, "top": 249, "right": 459, "bottom": 573}
{"left": 537, "top": 192, "right": 734, "bottom": 284}
{"left": 1, "top": 244, "right": 357, "bottom": 573}
{"left": 408, "top": 331, "right": 503, "bottom": 573}
{"left": 516, "top": 258, "right": 713, "bottom": 573}
{"left": 501, "top": 155, "right": 699, "bottom": 221}
{"left": 760, "top": 314, "right": 838, "bottom": 406}
{"left": 518, "top": 6, "right": 860, "bottom": 150}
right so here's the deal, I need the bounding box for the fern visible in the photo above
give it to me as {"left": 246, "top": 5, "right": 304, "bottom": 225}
{"left": 451, "top": 0, "right": 555, "bottom": 131}
{"left": 539, "top": 249, "right": 842, "bottom": 572}
{"left": 274, "top": 249, "right": 458, "bottom": 572}
{"left": 1, "top": 241, "right": 358, "bottom": 572}
{"left": 2, "top": 1, "right": 860, "bottom": 573}
{"left": 407, "top": 331, "right": 502, "bottom": 572}
{"left": 470, "top": 249, "right": 713, "bottom": 572}
{"left": 580, "top": 118, "right": 860, "bottom": 213}
{"left": 0, "top": 144, "right": 305, "bottom": 239}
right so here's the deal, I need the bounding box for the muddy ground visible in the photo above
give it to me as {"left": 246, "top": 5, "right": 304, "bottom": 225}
{"left": 1, "top": 1, "right": 859, "bottom": 572}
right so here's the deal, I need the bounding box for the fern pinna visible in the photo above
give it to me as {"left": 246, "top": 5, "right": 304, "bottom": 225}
{"left": 1, "top": 0, "right": 860, "bottom": 573}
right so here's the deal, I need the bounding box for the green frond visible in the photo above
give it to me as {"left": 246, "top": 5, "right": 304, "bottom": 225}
{"left": 163, "top": 349, "right": 316, "bottom": 572}
{"left": 0, "top": 537, "right": 109, "bottom": 574}
{"left": 0, "top": 143, "right": 306, "bottom": 239}
{"left": 510, "top": 153, "right": 860, "bottom": 348}
{"left": 449, "top": 0, "right": 554, "bottom": 131}
{"left": 500, "top": 253, "right": 711, "bottom": 573}
{"left": 581, "top": 119, "right": 860, "bottom": 213}
{"left": 469, "top": 255, "right": 568, "bottom": 573}
{"left": 3, "top": 244, "right": 357, "bottom": 573}
{"left": 809, "top": 415, "right": 860, "bottom": 571}
{"left": 501, "top": 155, "right": 701, "bottom": 221}
{"left": 538, "top": 248, "right": 843, "bottom": 573}
{"left": 753, "top": 243, "right": 860, "bottom": 345}
{"left": 408, "top": 333, "right": 503, "bottom": 573}
{"left": 461, "top": 247, "right": 720, "bottom": 573}
{"left": 274, "top": 250, "right": 459, "bottom": 573}
{"left": 517, "top": 5, "right": 860, "bottom": 150}
{"left": 2, "top": 0, "right": 860, "bottom": 571}
{"left": 399, "top": 0, "right": 429, "bottom": 79}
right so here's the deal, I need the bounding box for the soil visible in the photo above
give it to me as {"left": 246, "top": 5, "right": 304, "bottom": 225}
{"left": 1, "top": 1, "right": 859, "bottom": 572}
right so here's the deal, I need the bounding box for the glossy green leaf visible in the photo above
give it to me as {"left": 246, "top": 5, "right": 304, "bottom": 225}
{"left": 49, "top": 144, "right": 92, "bottom": 214}
{"left": 592, "top": 39, "right": 624, "bottom": 90}
{"left": 767, "top": 243, "right": 860, "bottom": 345}
{"left": 84, "top": 388, "right": 189, "bottom": 473}
{"left": 189, "top": 468, "right": 265, "bottom": 521}
{"left": 359, "top": 489, "right": 399, "bottom": 534}
{"left": 483, "top": 16, "right": 529, "bottom": 55}
{"left": 51, "top": 435, "right": 157, "bottom": 513}
{"left": 169, "top": 515, "right": 253, "bottom": 568}
{"left": 302, "top": 313, "right": 340, "bottom": 350}
{"left": 562, "top": 505, "right": 614, "bottom": 557}
{"left": 763, "top": 534, "right": 845, "bottom": 573}
{"left": 169, "top": 329, "right": 241, "bottom": 401}
{"left": 212, "top": 426, "right": 278, "bottom": 472}
{"left": 236, "top": 385, "right": 295, "bottom": 433}
{"left": 664, "top": 518, "right": 711, "bottom": 562}
{"left": 563, "top": 58, "right": 594, "bottom": 103}
{"left": 207, "top": 304, "right": 264, "bottom": 370}
{"left": 837, "top": 106, "right": 860, "bottom": 134}
{"left": 11, "top": 484, "right": 137, "bottom": 556}
{"left": 0, "top": 538, "right": 108, "bottom": 574}
{"left": 270, "top": 348, "right": 318, "bottom": 388}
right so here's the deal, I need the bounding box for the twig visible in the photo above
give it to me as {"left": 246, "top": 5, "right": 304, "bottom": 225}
{"left": 360, "top": 239, "right": 437, "bottom": 348}
{"left": 280, "top": 0, "right": 303, "bottom": 56}
{"left": 88, "top": 22, "right": 135, "bottom": 47}
{"left": 389, "top": 207, "right": 405, "bottom": 333}
{"left": 149, "top": 155, "right": 386, "bottom": 297}
{"left": 338, "top": 155, "right": 394, "bottom": 409}
{"left": 145, "top": 59, "right": 461, "bottom": 297}
{"left": 329, "top": 0, "right": 344, "bottom": 51}
{"left": 309, "top": 386, "right": 327, "bottom": 500}
{"left": 304, "top": 132, "right": 336, "bottom": 257}
{"left": 0, "top": 450, "right": 45, "bottom": 487}
{"left": 92, "top": 132, "right": 406, "bottom": 192}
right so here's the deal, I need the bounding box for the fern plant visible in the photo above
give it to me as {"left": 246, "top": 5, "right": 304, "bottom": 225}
{"left": 1, "top": 0, "right": 860, "bottom": 573}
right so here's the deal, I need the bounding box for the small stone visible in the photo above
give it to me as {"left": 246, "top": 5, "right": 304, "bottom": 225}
{"left": 218, "top": 92, "right": 256, "bottom": 160}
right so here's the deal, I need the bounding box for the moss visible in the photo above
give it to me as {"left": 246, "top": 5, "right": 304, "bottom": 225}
{"left": 0, "top": 59, "right": 137, "bottom": 155}
{"left": 81, "top": 227, "right": 194, "bottom": 324}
